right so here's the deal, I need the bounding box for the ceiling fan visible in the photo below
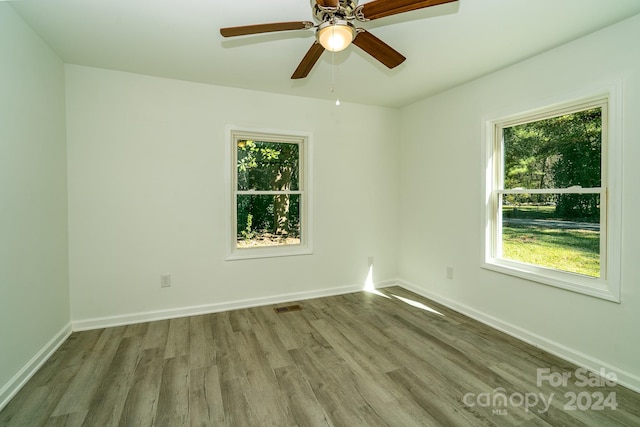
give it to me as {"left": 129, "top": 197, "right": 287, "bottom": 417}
{"left": 220, "top": 0, "right": 457, "bottom": 79}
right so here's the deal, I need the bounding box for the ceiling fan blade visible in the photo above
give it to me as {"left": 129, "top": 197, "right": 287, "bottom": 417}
{"left": 359, "top": 0, "right": 457, "bottom": 21}
{"left": 352, "top": 30, "right": 406, "bottom": 69}
{"left": 316, "top": 0, "right": 339, "bottom": 7}
{"left": 220, "top": 21, "right": 313, "bottom": 37}
{"left": 291, "top": 42, "right": 325, "bottom": 79}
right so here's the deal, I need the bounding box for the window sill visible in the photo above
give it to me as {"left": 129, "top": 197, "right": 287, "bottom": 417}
{"left": 226, "top": 245, "right": 313, "bottom": 261}
{"left": 482, "top": 259, "right": 620, "bottom": 303}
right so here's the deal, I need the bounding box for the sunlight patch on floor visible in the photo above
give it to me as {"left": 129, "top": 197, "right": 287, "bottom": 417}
{"left": 363, "top": 264, "right": 391, "bottom": 298}
{"left": 391, "top": 294, "right": 444, "bottom": 316}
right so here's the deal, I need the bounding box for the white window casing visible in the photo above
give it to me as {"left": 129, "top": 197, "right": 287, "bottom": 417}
{"left": 226, "top": 126, "right": 313, "bottom": 261}
{"left": 481, "top": 84, "right": 622, "bottom": 302}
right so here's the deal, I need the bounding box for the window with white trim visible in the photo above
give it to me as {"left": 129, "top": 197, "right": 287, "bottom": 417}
{"left": 228, "top": 129, "right": 312, "bottom": 260}
{"left": 483, "top": 91, "right": 621, "bottom": 302}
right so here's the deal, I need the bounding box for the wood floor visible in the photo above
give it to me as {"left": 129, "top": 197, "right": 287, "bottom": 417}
{"left": 1, "top": 286, "right": 638, "bottom": 426}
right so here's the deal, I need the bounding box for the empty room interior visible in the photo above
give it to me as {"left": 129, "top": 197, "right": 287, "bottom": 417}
{"left": 1, "top": 0, "right": 640, "bottom": 425}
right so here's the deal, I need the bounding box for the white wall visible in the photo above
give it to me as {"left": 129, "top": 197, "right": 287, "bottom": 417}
{"left": 399, "top": 14, "right": 640, "bottom": 389}
{"left": 65, "top": 65, "right": 400, "bottom": 325}
{"left": 0, "top": 4, "right": 70, "bottom": 406}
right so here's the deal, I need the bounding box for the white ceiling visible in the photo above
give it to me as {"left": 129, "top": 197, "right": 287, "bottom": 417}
{"left": 10, "top": 0, "right": 640, "bottom": 108}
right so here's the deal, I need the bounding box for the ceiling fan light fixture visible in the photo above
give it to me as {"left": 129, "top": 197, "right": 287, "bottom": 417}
{"left": 317, "top": 21, "right": 356, "bottom": 52}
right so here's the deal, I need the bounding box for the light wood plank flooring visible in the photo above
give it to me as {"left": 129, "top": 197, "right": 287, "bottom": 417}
{"left": 1, "top": 286, "right": 638, "bottom": 426}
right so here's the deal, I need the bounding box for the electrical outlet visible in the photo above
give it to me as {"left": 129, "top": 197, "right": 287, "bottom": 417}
{"left": 446, "top": 267, "right": 454, "bottom": 280}
{"left": 161, "top": 274, "right": 171, "bottom": 288}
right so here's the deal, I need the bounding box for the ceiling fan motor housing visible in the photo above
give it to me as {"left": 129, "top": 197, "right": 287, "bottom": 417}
{"left": 311, "top": 0, "right": 359, "bottom": 23}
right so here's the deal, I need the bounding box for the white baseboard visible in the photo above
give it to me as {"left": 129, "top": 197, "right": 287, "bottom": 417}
{"left": 72, "top": 282, "right": 383, "bottom": 331}
{"left": 0, "top": 323, "right": 72, "bottom": 412}
{"left": 393, "top": 279, "right": 640, "bottom": 393}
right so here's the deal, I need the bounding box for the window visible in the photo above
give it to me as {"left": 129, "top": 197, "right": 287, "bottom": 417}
{"left": 483, "top": 90, "right": 621, "bottom": 302}
{"left": 227, "top": 128, "right": 312, "bottom": 260}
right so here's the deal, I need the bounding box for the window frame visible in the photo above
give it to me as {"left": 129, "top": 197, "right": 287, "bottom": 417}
{"left": 226, "top": 126, "right": 313, "bottom": 261}
{"left": 481, "top": 86, "right": 622, "bottom": 302}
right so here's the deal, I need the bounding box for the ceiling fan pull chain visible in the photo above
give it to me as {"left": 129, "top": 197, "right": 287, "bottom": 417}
{"left": 331, "top": 50, "right": 340, "bottom": 106}
{"left": 331, "top": 50, "right": 335, "bottom": 93}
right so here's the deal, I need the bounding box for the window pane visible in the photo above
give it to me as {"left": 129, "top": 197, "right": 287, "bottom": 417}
{"left": 237, "top": 140, "right": 299, "bottom": 191}
{"left": 501, "top": 194, "right": 600, "bottom": 277}
{"left": 236, "top": 194, "right": 300, "bottom": 248}
{"left": 502, "top": 108, "right": 601, "bottom": 189}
